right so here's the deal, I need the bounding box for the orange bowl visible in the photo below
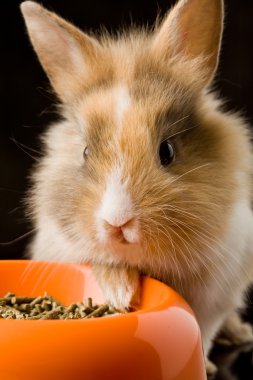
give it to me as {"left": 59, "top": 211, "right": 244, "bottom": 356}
{"left": 0, "top": 260, "right": 206, "bottom": 380}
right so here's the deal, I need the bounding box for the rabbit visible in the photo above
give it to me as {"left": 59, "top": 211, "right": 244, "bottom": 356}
{"left": 20, "top": 0, "right": 253, "bottom": 375}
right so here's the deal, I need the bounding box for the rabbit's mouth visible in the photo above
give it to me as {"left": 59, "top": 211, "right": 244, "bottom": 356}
{"left": 102, "top": 226, "right": 140, "bottom": 249}
{"left": 95, "top": 209, "right": 141, "bottom": 247}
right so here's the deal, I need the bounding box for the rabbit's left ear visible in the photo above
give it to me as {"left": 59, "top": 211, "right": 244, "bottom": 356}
{"left": 20, "top": 1, "right": 101, "bottom": 103}
{"left": 153, "top": 0, "right": 224, "bottom": 85}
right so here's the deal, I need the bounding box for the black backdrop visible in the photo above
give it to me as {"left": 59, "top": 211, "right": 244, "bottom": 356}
{"left": 1, "top": 0, "right": 253, "bottom": 259}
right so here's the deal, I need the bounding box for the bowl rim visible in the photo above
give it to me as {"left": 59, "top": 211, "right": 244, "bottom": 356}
{"left": 0, "top": 260, "right": 190, "bottom": 324}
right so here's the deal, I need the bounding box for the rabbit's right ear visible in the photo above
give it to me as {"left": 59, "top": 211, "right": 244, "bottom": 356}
{"left": 153, "top": 0, "right": 224, "bottom": 86}
{"left": 20, "top": 1, "right": 101, "bottom": 103}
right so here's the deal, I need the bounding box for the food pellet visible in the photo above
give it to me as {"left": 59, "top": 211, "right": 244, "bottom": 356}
{"left": 0, "top": 293, "right": 122, "bottom": 320}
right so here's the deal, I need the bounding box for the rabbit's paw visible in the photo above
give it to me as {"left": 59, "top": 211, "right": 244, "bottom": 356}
{"left": 206, "top": 358, "right": 217, "bottom": 379}
{"left": 93, "top": 264, "right": 140, "bottom": 310}
{"left": 219, "top": 311, "right": 253, "bottom": 346}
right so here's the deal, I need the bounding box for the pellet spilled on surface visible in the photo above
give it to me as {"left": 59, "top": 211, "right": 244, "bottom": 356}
{"left": 0, "top": 292, "right": 121, "bottom": 319}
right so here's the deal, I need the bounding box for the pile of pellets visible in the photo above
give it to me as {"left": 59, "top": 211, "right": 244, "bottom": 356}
{"left": 0, "top": 292, "right": 121, "bottom": 320}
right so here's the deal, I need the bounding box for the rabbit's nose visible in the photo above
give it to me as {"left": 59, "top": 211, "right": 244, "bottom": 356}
{"left": 103, "top": 218, "right": 135, "bottom": 243}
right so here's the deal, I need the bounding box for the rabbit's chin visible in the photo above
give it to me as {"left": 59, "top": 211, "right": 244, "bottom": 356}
{"left": 95, "top": 240, "right": 144, "bottom": 267}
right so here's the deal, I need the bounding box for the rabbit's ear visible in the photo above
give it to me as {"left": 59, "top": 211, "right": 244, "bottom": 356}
{"left": 153, "top": 0, "right": 224, "bottom": 85}
{"left": 20, "top": 1, "right": 101, "bottom": 103}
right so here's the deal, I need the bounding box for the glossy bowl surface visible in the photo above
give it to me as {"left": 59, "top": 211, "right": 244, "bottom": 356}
{"left": 0, "top": 260, "right": 206, "bottom": 380}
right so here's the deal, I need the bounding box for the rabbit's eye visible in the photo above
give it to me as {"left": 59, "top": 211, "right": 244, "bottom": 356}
{"left": 83, "top": 146, "right": 89, "bottom": 159}
{"left": 159, "top": 140, "right": 174, "bottom": 166}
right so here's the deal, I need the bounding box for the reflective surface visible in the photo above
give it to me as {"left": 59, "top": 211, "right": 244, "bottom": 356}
{"left": 0, "top": 260, "right": 206, "bottom": 380}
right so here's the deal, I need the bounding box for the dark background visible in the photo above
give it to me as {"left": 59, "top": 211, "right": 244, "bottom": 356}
{"left": 0, "top": 1, "right": 253, "bottom": 378}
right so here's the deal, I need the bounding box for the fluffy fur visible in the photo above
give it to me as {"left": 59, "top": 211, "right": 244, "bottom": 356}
{"left": 21, "top": 0, "right": 253, "bottom": 373}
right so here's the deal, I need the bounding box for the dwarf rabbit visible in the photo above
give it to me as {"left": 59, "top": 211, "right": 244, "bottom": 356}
{"left": 21, "top": 0, "right": 253, "bottom": 374}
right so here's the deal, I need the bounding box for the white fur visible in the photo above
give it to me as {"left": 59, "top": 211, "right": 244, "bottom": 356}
{"left": 31, "top": 215, "right": 100, "bottom": 265}
{"left": 223, "top": 198, "right": 253, "bottom": 264}
{"left": 189, "top": 198, "right": 253, "bottom": 354}
{"left": 97, "top": 166, "right": 133, "bottom": 227}
{"left": 95, "top": 165, "right": 139, "bottom": 244}
{"left": 114, "top": 85, "right": 131, "bottom": 128}
{"left": 32, "top": 217, "right": 80, "bottom": 262}
{"left": 99, "top": 266, "right": 139, "bottom": 310}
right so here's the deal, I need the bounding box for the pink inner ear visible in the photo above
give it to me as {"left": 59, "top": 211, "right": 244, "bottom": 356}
{"left": 47, "top": 20, "right": 71, "bottom": 50}
{"left": 37, "top": 17, "right": 75, "bottom": 60}
{"left": 25, "top": 8, "right": 84, "bottom": 73}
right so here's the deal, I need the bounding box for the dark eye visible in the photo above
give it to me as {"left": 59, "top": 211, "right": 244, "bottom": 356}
{"left": 159, "top": 140, "right": 175, "bottom": 166}
{"left": 83, "top": 146, "right": 89, "bottom": 159}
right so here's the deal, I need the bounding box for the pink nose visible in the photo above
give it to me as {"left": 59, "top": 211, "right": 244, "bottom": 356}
{"left": 103, "top": 218, "right": 133, "bottom": 242}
